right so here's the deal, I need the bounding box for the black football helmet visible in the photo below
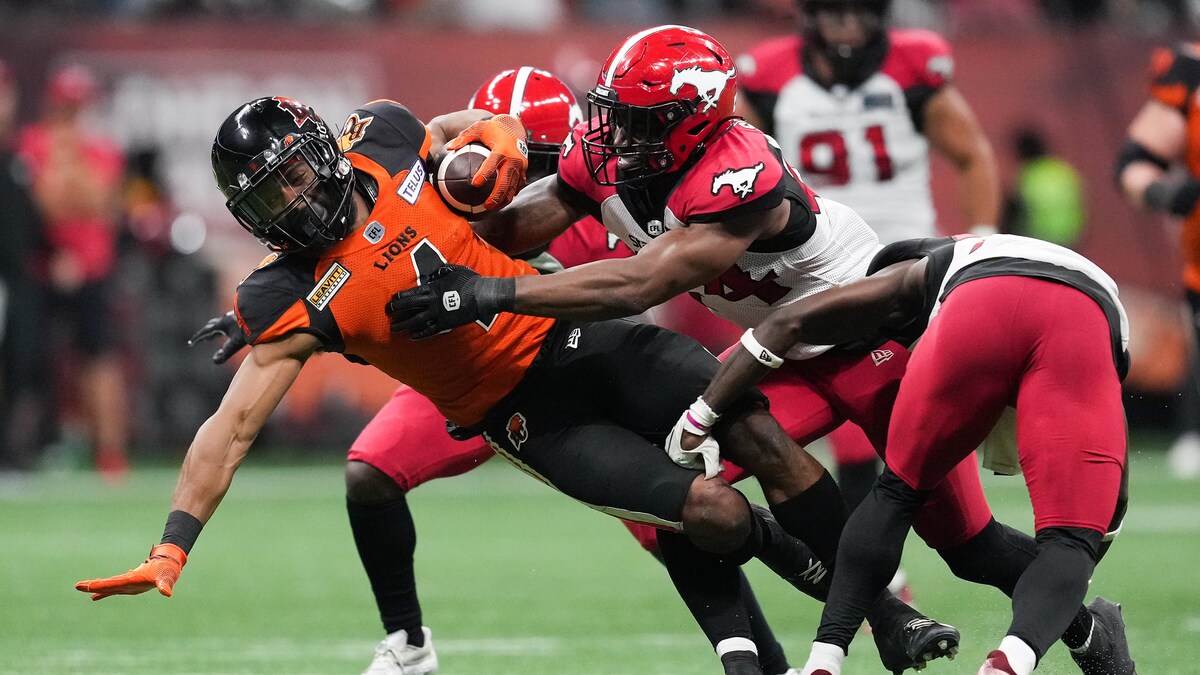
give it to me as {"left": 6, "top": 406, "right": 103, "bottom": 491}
{"left": 800, "top": 0, "right": 891, "bottom": 88}
{"left": 211, "top": 96, "right": 356, "bottom": 253}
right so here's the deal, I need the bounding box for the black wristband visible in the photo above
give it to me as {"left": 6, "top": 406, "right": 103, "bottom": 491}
{"left": 1145, "top": 176, "right": 1200, "bottom": 217}
{"left": 160, "top": 510, "right": 204, "bottom": 554}
{"left": 475, "top": 276, "right": 516, "bottom": 314}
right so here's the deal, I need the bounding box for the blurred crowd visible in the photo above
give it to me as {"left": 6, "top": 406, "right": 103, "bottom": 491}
{"left": 0, "top": 62, "right": 226, "bottom": 479}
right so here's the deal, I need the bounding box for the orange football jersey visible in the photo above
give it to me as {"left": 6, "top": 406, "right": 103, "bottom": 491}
{"left": 1151, "top": 44, "right": 1200, "bottom": 292}
{"left": 235, "top": 100, "right": 553, "bottom": 426}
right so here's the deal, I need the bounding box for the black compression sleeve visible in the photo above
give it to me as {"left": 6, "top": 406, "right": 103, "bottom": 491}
{"left": 1113, "top": 139, "right": 1169, "bottom": 187}
{"left": 475, "top": 276, "right": 516, "bottom": 314}
{"left": 160, "top": 510, "right": 203, "bottom": 554}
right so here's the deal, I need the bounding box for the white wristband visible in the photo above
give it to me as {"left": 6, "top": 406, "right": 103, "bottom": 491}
{"left": 740, "top": 329, "right": 784, "bottom": 369}
{"left": 684, "top": 396, "right": 720, "bottom": 434}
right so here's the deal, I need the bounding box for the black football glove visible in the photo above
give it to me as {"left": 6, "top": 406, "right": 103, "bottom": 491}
{"left": 386, "top": 264, "right": 515, "bottom": 340}
{"left": 1145, "top": 176, "right": 1200, "bottom": 217}
{"left": 187, "top": 311, "right": 247, "bottom": 365}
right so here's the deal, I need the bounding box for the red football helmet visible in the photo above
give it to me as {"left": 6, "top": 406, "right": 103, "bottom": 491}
{"left": 583, "top": 25, "right": 738, "bottom": 186}
{"left": 469, "top": 67, "right": 583, "bottom": 181}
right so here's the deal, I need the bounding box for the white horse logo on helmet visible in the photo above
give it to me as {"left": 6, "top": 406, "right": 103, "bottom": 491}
{"left": 670, "top": 66, "right": 734, "bottom": 113}
{"left": 711, "top": 162, "right": 766, "bottom": 199}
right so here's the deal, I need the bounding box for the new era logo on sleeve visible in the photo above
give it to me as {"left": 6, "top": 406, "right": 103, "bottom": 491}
{"left": 871, "top": 349, "right": 894, "bottom": 366}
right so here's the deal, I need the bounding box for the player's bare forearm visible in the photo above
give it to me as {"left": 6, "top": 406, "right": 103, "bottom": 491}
{"left": 509, "top": 221, "right": 756, "bottom": 320}
{"left": 926, "top": 87, "right": 1000, "bottom": 228}
{"left": 512, "top": 257, "right": 663, "bottom": 319}
{"left": 957, "top": 147, "right": 1000, "bottom": 229}
{"left": 427, "top": 109, "right": 493, "bottom": 151}
{"left": 168, "top": 334, "right": 315, "bottom": 523}
{"left": 472, "top": 176, "right": 579, "bottom": 255}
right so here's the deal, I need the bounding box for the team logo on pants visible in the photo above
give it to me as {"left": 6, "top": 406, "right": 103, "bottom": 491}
{"left": 507, "top": 412, "right": 529, "bottom": 451}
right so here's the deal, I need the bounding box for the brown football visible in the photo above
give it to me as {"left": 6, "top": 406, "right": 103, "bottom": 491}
{"left": 432, "top": 142, "right": 495, "bottom": 216}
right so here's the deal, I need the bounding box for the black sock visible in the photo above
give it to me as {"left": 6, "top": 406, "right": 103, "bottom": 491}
{"left": 720, "top": 649, "right": 763, "bottom": 675}
{"left": 1061, "top": 604, "right": 1095, "bottom": 650}
{"left": 769, "top": 470, "right": 847, "bottom": 566}
{"left": 734, "top": 504, "right": 829, "bottom": 602}
{"left": 346, "top": 496, "right": 424, "bottom": 646}
{"left": 837, "top": 459, "right": 879, "bottom": 513}
{"left": 657, "top": 531, "right": 753, "bottom": 648}
{"left": 815, "top": 470, "right": 927, "bottom": 651}
{"left": 1008, "top": 527, "right": 1101, "bottom": 660}
{"left": 740, "top": 570, "right": 789, "bottom": 675}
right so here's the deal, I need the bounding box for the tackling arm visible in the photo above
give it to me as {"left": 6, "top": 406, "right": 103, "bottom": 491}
{"left": 507, "top": 202, "right": 787, "bottom": 320}
{"left": 924, "top": 86, "right": 1001, "bottom": 232}
{"left": 702, "top": 259, "right": 928, "bottom": 414}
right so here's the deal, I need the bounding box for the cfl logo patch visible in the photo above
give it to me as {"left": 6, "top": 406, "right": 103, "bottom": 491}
{"left": 443, "top": 291, "right": 461, "bottom": 311}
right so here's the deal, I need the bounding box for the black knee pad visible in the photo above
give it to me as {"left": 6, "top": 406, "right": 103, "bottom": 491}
{"left": 345, "top": 460, "right": 406, "bottom": 504}
{"left": 1036, "top": 526, "right": 1103, "bottom": 561}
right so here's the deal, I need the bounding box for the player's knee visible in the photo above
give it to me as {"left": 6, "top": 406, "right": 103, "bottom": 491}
{"left": 1035, "top": 525, "right": 1103, "bottom": 561}
{"left": 681, "top": 476, "right": 751, "bottom": 553}
{"left": 344, "top": 460, "right": 406, "bottom": 504}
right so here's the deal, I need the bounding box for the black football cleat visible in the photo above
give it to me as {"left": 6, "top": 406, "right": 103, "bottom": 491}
{"left": 721, "top": 649, "right": 765, "bottom": 675}
{"left": 1071, "top": 597, "right": 1137, "bottom": 675}
{"left": 873, "top": 615, "right": 960, "bottom": 674}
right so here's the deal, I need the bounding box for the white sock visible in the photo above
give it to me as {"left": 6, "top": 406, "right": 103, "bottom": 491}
{"left": 800, "top": 641, "right": 845, "bottom": 675}
{"left": 715, "top": 637, "right": 758, "bottom": 657}
{"left": 998, "top": 635, "right": 1037, "bottom": 675}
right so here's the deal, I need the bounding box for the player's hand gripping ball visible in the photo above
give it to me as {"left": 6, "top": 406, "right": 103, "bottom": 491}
{"left": 432, "top": 142, "right": 498, "bottom": 217}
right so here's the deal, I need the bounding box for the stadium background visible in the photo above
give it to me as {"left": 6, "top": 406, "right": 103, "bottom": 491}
{"left": 1, "top": 2, "right": 1199, "bottom": 674}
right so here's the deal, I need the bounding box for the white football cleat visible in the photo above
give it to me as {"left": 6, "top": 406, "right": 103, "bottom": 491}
{"left": 363, "top": 627, "right": 438, "bottom": 675}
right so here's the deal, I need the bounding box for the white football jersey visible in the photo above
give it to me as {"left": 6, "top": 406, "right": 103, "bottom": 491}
{"left": 739, "top": 29, "right": 955, "bottom": 244}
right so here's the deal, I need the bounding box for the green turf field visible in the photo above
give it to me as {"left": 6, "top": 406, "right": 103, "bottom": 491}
{"left": 1, "top": 439, "right": 1195, "bottom": 674}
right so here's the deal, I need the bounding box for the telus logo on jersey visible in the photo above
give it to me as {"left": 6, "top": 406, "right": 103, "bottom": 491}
{"left": 397, "top": 159, "right": 426, "bottom": 205}
{"left": 670, "top": 65, "right": 734, "bottom": 113}
{"left": 373, "top": 226, "right": 421, "bottom": 271}
{"left": 712, "top": 162, "right": 766, "bottom": 199}
{"left": 308, "top": 262, "right": 351, "bottom": 310}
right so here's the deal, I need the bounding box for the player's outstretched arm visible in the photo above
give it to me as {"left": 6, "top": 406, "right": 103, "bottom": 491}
{"left": 74, "top": 332, "right": 319, "bottom": 600}
{"left": 925, "top": 86, "right": 1000, "bottom": 233}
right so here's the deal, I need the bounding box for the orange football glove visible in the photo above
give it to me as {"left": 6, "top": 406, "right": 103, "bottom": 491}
{"left": 445, "top": 113, "right": 529, "bottom": 210}
{"left": 74, "top": 543, "right": 187, "bottom": 601}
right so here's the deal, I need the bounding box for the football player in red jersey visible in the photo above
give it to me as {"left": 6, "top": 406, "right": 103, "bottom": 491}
{"left": 1116, "top": 43, "right": 1200, "bottom": 481}
{"left": 75, "top": 96, "right": 904, "bottom": 675}
{"left": 389, "top": 24, "right": 1101, "bottom": 675}
{"left": 736, "top": 0, "right": 1000, "bottom": 522}
{"left": 669, "top": 234, "right": 1134, "bottom": 675}
{"left": 193, "top": 69, "right": 790, "bottom": 675}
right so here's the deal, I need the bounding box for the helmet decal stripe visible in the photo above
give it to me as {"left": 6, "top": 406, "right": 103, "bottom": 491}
{"left": 602, "top": 24, "right": 690, "bottom": 86}
{"left": 510, "top": 66, "right": 534, "bottom": 116}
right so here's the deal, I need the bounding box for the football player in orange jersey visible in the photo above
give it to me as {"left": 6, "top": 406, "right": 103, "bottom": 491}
{"left": 1116, "top": 43, "right": 1200, "bottom": 481}
{"left": 188, "top": 70, "right": 794, "bottom": 675}
{"left": 73, "top": 96, "right": 925, "bottom": 675}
